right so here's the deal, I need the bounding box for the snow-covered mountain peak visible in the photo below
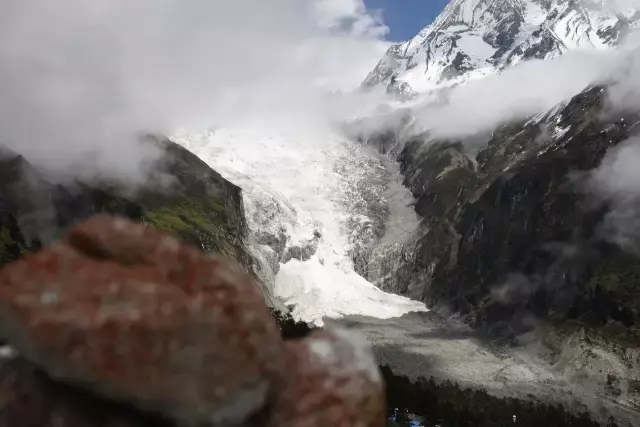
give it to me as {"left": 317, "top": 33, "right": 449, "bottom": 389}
{"left": 364, "top": 0, "right": 640, "bottom": 93}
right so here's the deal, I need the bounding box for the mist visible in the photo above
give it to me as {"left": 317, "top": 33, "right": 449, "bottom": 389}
{"left": 588, "top": 137, "right": 640, "bottom": 254}
{"left": 345, "top": 44, "right": 630, "bottom": 150}
{"left": 5, "top": 0, "right": 640, "bottom": 192}
{"left": 392, "top": 0, "right": 640, "bottom": 141}
{"left": 411, "top": 50, "right": 618, "bottom": 139}
{"left": 0, "top": 0, "right": 390, "bottom": 183}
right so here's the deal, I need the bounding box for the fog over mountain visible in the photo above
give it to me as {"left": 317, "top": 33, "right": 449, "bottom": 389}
{"left": 0, "top": 0, "right": 389, "bottom": 181}
{"left": 3, "top": 0, "right": 640, "bottom": 425}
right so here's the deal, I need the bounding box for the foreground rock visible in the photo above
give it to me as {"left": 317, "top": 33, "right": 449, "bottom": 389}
{"left": 0, "top": 215, "right": 285, "bottom": 425}
{"left": 0, "top": 215, "right": 385, "bottom": 427}
{"left": 267, "top": 328, "right": 385, "bottom": 427}
{"left": 0, "top": 356, "right": 173, "bottom": 427}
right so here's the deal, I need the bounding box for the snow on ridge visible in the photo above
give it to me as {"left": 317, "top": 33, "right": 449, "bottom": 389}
{"left": 363, "top": 0, "right": 638, "bottom": 94}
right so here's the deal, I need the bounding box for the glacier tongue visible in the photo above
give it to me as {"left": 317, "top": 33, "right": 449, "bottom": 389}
{"left": 173, "top": 123, "right": 427, "bottom": 326}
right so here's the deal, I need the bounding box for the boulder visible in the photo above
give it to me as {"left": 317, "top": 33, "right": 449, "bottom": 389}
{"left": 0, "top": 215, "right": 285, "bottom": 426}
{"left": 0, "top": 215, "right": 386, "bottom": 427}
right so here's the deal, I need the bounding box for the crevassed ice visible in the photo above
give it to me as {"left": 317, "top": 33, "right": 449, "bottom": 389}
{"left": 173, "top": 123, "right": 427, "bottom": 326}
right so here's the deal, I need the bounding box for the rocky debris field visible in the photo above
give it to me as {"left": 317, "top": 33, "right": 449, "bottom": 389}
{"left": 0, "top": 215, "right": 385, "bottom": 427}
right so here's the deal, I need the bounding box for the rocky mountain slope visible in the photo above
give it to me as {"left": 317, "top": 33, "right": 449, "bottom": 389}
{"left": 355, "top": 81, "right": 640, "bottom": 423}
{"left": 0, "top": 136, "right": 254, "bottom": 283}
{"left": 347, "top": 1, "right": 640, "bottom": 422}
{"left": 363, "top": 0, "right": 640, "bottom": 94}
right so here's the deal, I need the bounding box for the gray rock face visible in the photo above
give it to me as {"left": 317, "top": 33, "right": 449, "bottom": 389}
{"left": 241, "top": 189, "right": 322, "bottom": 302}
{"left": 354, "top": 85, "right": 640, "bottom": 422}
{"left": 386, "top": 78, "right": 418, "bottom": 101}
{"left": 0, "top": 136, "right": 257, "bottom": 286}
{"left": 368, "top": 85, "right": 640, "bottom": 343}
{"left": 400, "top": 140, "right": 477, "bottom": 220}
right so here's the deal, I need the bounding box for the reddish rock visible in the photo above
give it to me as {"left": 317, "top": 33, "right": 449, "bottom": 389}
{"left": 266, "top": 327, "right": 386, "bottom": 427}
{"left": 0, "top": 215, "right": 285, "bottom": 426}
{"left": 0, "top": 356, "right": 172, "bottom": 427}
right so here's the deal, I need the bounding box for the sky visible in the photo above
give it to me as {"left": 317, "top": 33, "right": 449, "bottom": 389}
{"left": 365, "top": 0, "right": 450, "bottom": 41}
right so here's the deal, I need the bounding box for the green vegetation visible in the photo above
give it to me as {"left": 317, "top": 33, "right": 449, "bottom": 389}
{"left": 0, "top": 225, "right": 29, "bottom": 265}
{"left": 587, "top": 256, "right": 640, "bottom": 328}
{"left": 0, "top": 137, "right": 251, "bottom": 275}
{"left": 142, "top": 196, "right": 235, "bottom": 258}
{"left": 588, "top": 259, "right": 640, "bottom": 303}
{"left": 0, "top": 228, "right": 16, "bottom": 258}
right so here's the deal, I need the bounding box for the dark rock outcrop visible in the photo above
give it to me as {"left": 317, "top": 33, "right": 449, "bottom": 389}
{"left": 0, "top": 136, "right": 252, "bottom": 274}
{"left": 372, "top": 85, "right": 640, "bottom": 348}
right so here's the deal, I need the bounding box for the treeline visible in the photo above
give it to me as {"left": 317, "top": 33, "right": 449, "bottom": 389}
{"left": 273, "top": 311, "right": 612, "bottom": 427}
{"left": 382, "top": 366, "right": 610, "bottom": 427}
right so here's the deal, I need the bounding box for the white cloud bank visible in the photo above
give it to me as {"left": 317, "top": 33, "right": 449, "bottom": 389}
{"left": 313, "top": 0, "right": 388, "bottom": 38}
{"left": 411, "top": 49, "right": 621, "bottom": 139}
{"left": 378, "top": 1, "right": 640, "bottom": 141}
{"left": 589, "top": 137, "right": 640, "bottom": 254}
{"left": 0, "top": 0, "right": 389, "bottom": 181}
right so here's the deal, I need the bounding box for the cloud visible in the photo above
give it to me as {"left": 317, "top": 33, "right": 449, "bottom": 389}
{"left": 352, "top": 1, "right": 640, "bottom": 143}
{"left": 606, "top": 37, "right": 640, "bottom": 113}
{"left": 313, "top": 0, "right": 388, "bottom": 38}
{"left": 602, "top": 0, "right": 640, "bottom": 13}
{"left": 0, "top": 0, "right": 389, "bottom": 182}
{"left": 409, "top": 49, "right": 620, "bottom": 139}
{"left": 588, "top": 137, "right": 640, "bottom": 253}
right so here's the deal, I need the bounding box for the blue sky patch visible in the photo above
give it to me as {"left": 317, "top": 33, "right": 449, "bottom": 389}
{"left": 365, "top": 0, "right": 449, "bottom": 41}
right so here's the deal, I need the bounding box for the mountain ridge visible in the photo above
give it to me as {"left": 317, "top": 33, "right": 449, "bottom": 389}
{"left": 347, "top": 1, "right": 640, "bottom": 423}
{"left": 363, "top": 0, "right": 640, "bottom": 94}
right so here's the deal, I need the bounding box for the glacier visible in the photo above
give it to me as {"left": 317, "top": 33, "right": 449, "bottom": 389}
{"left": 173, "top": 118, "right": 427, "bottom": 326}
{"left": 171, "top": 0, "right": 640, "bottom": 329}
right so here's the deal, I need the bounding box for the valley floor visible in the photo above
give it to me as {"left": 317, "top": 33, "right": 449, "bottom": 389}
{"left": 339, "top": 312, "right": 640, "bottom": 426}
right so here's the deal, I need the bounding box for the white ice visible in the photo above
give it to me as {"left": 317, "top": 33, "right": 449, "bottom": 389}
{"left": 456, "top": 32, "right": 496, "bottom": 61}
{"left": 173, "top": 117, "right": 427, "bottom": 326}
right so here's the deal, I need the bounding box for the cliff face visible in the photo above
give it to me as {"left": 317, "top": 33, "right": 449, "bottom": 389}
{"left": 365, "top": 85, "right": 640, "bottom": 348}
{"left": 0, "top": 136, "right": 253, "bottom": 274}
{"left": 343, "top": 83, "right": 640, "bottom": 424}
